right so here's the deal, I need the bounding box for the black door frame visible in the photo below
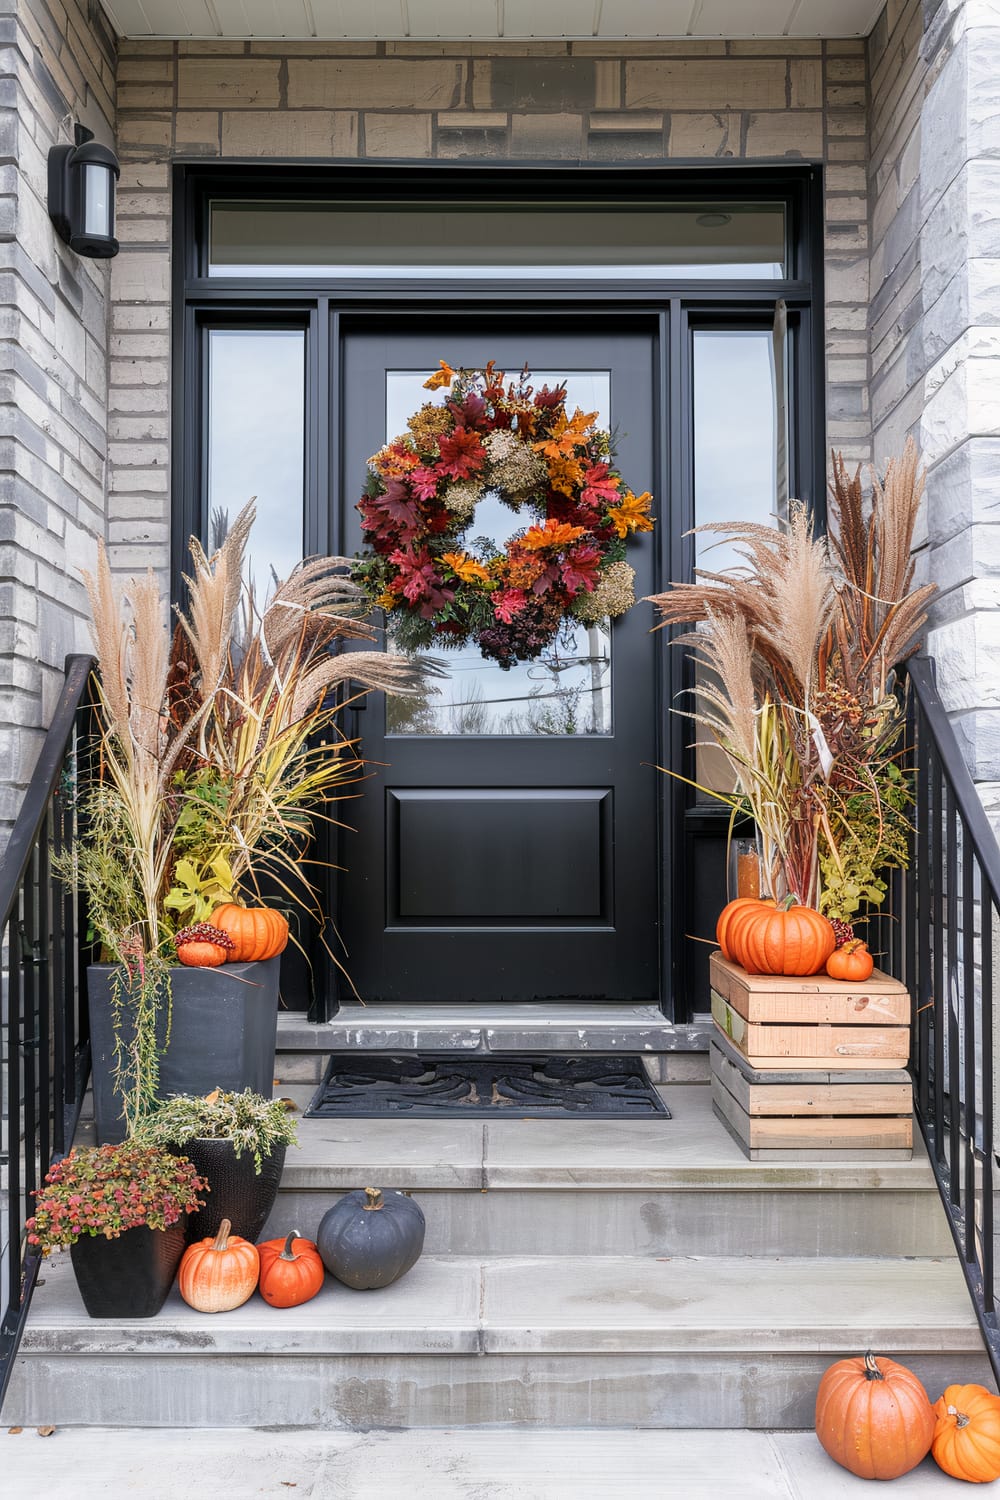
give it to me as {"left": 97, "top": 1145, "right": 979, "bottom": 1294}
{"left": 170, "top": 159, "right": 826, "bottom": 1022}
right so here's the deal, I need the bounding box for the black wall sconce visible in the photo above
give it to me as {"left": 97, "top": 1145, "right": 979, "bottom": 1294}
{"left": 48, "top": 123, "right": 120, "bottom": 259}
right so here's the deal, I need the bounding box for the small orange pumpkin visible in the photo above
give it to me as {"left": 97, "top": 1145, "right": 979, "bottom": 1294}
{"left": 815, "top": 1350, "right": 935, "bottom": 1480}
{"left": 826, "top": 939, "right": 874, "bottom": 983}
{"left": 734, "top": 895, "right": 836, "bottom": 976}
{"left": 177, "top": 1217, "right": 259, "bottom": 1313}
{"left": 257, "top": 1230, "right": 325, "bottom": 1309}
{"left": 174, "top": 923, "right": 235, "bottom": 968}
{"left": 211, "top": 904, "right": 289, "bottom": 963}
{"left": 932, "top": 1384, "right": 1000, "bottom": 1483}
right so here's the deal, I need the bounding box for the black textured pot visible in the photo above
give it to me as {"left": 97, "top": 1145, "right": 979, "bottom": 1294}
{"left": 69, "top": 1219, "right": 187, "bottom": 1318}
{"left": 181, "top": 1139, "right": 286, "bottom": 1244}
{"left": 87, "top": 958, "right": 281, "bottom": 1145}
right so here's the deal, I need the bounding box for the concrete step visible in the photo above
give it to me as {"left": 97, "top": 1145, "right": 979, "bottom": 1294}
{"left": 0, "top": 1425, "right": 964, "bottom": 1498}
{"left": 260, "top": 1083, "right": 955, "bottom": 1257}
{"left": 7, "top": 1251, "right": 992, "bottom": 1429}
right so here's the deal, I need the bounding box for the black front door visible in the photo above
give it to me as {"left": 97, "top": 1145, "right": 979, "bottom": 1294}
{"left": 338, "top": 326, "right": 660, "bottom": 1004}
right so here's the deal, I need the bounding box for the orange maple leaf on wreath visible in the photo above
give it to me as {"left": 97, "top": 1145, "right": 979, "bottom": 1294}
{"left": 532, "top": 408, "right": 598, "bottom": 463}
{"left": 519, "top": 519, "right": 587, "bottom": 552}
{"left": 441, "top": 551, "right": 494, "bottom": 586}
{"left": 423, "top": 360, "right": 456, "bottom": 391}
{"left": 609, "top": 490, "right": 655, "bottom": 538}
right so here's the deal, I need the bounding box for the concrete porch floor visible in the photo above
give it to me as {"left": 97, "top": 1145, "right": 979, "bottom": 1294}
{"left": 0, "top": 1425, "right": 961, "bottom": 1496}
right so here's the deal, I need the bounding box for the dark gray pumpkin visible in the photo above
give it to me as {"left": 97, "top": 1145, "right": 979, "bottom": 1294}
{"left": 317, "top": 1187, "right": 425, "bottom": 1289}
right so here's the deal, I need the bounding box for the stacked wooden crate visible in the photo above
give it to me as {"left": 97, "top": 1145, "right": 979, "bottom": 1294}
{"left": 709, "top": 951, "right": 913, "bottom": 1160}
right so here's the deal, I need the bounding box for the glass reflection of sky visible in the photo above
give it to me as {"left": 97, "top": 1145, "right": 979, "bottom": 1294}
{"left": 384, "top": 371, "right": 613, "bottom": 737}
{"left": 208, "top": 330, "right": 305, "bottom": 602}
{"left": 694, "top": 331, "right": 777, "bottom": 575}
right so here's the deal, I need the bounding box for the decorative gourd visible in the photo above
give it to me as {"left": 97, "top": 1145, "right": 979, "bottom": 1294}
{"left": 174, "top": 923, "right": 235, "bottom": 968}
{"left": 257, "top": 1230, "right": 325, "bottom": 1309}
{"left": 932, "top": 1384, "right": 1000, "bottom": 1483}
{"left": 716, "top": 898, "right": 773, "bottom": 963}
{"left": 211, "top": 904, "right": 289, "bottom": 963}
{"left": 317, "top": 1187, "right": 425, "bottom": 1290}
{"left": 826, "top": 939, "right": 874, "bottom": 983}
{"left": 815, "top": 1350, "right": 935, "bottom": 1480}
{"left": 177, "top": 1217, "right": 259, "bottom": 1312}
{"left": 734, "top": 895, "right": 836, "bottom": 976}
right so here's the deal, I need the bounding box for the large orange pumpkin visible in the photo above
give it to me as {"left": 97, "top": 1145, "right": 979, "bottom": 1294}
{"left": 177, "top": 1217, "right": 259, "bottom": 1313}
{"left": 932, "top": 1384, "right": 1000, "bottom": 1483}
{"left": 733, "top": 896, "right": 836, "bottom": 976}
{"left": 815, "top": 1350, "right": 935, "bottom": 1480}
{"left": 716, "top": 898, "right": 773, "bottom": 963}
{"left": 211, "top": 904, "right": 289, "bottom": 963}
{"left": 257, "top": 1230, "right": 325, "bottom": 1309}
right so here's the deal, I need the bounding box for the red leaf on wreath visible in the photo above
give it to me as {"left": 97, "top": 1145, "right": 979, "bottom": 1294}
{"left": 436, "top": 428, "right": 486, "bottom": 480}
{"left": 560, "top": 544, "right": 601, "bottom": 594}
{"left": 581, "top": 462, "right": 621, "bottom": 510}
{"left": 410, "top": 467, "right": 440, "bottom": 501}
{"left": 376, "top": 480, "right": 423, "bottom": 533}
{"left": 493, "top": 588, "right": 528, "bottom": 623}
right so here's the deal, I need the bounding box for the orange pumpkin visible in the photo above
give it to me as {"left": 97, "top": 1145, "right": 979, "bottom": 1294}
{"left": 211, "top": 904, "right": 289, "bottom": 963}
{"left": 174, "top": 923, "right": 235, "bottom": 968}
{"left": 826, "top": 939, "right": 874, "bottom": 983}
{"left": 716, "top": 898, "right": 771, "bottom": 963}
{"left": 932, "top": 1384, "right": 1000, "bottom": 1483}
{"left": 815, "top": 1350, "right": 935, "bottom": 1480}
{"left": 734, "top": 895, "right": 836, "bottom": 976}
{"left": 257, "top": 1230, "right": 325, "bottom": 1309}
{"left": 177, "top": 1217, "right": 259, "bottom": 1313}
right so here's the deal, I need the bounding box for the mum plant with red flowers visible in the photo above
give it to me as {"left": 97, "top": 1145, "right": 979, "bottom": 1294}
{"left": 25, "top": 1143, "right": 207, "bottom": 1254}
{"left": 353, "top": 360, "right": 654, "bottom": 669}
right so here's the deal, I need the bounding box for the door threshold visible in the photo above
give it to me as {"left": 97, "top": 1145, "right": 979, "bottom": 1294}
{"left": 278, "top": 1005, "right": 713, "bottom": 1054}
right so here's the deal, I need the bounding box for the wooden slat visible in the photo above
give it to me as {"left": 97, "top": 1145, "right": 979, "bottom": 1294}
{"left": 710, "top": 1044, "right": 911, "bottom": 1117}
{"left": 710, "top": 952, "right": 910, "bottom": 1025}
{"left": 711, "top": 993, "right": 910, "bottom": 1067}
{"left": 711, "top": 1074, "right": 913, "bottom": 1151}
{"left": 710, "top": 1027, "right": 912, "bottom": 1085}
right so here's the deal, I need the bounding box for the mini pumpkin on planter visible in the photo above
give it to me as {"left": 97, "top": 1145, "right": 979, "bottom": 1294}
{"left": 211, "top": 904, "right": 289, "bottom": 963}
{"left": 317, "top": 1187, "right": 425, "bottom": 1290}
{"left": 174, "top": 924, "right": 235, "bottom": 968}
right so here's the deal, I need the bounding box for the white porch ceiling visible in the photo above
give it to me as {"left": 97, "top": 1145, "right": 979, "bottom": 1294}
{"left": 99, "top": 0, "right": 885, "bottom": 42}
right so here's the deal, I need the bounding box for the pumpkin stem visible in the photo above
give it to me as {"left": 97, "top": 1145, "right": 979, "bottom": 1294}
{"left": 212, "top": 1218, "right": 232, "bottom": 1252}
{"left": 779, "top": 894, "right": 800, "bottom": 911}
{"left": 279, "top": 1230, "right": 299, "bottom": 1261}
{"left": 363, "top": 1187, "right": 384, "bottom": 1211}
{"left": 863, "top": 1351, "right": 885, "bottom": 1382}
{"left": 947, "top": 1405, "right": 971, "bottom": 1429}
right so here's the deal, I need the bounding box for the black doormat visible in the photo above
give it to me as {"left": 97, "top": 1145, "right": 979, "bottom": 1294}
{"left": 305, "top": 1052, "right": 670, "bottom": 1118}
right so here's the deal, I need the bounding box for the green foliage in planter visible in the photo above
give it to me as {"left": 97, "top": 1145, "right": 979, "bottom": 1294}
{"left": 26, "top": 1143, "right": 207, "bottom": 1254}
{"left": 131, "top": 1088, "right": 298, "bottom": 1174}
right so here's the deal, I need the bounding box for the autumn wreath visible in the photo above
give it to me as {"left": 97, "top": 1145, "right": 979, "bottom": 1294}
{"left": 352, "top": 360, "right": 654, "bottom": 669}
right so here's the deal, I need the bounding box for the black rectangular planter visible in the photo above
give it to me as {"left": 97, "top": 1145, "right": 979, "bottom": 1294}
{"left": 88, "top": 958, "right": 281, "bottom": 1144}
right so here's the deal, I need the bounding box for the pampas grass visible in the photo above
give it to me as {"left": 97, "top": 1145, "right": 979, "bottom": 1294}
{"left": 648, "top": 446, "right": 935, "bottom": 912}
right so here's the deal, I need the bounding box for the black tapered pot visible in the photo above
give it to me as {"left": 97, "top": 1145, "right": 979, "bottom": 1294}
{"left": 180, "top": 1138, "right": 286, "bottom": 1244}
{"left": 69, "top": 1219, "right": 188, "bottom": 1319}
{"left": 87, "top": 958, "right": 281, "bottom": 1145}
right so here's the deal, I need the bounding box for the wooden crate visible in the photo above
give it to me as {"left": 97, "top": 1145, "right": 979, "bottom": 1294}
{"left": 710, "top": 951, "right": 910, "bottom": 1069}
{"left": 711, "top": 1029, "right": 913, "bottom": 1161}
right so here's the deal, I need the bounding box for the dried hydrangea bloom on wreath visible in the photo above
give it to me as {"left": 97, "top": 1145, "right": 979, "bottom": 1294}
{"left": 352, "top": 360, "right": 655, "bottom": 669}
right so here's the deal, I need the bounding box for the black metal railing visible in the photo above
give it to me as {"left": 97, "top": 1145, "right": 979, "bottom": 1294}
{"left": 873, "top": 657, "right": 1000, "bottom": 1382}
{"left": 0, "top": 653, "right": 95, "bottom": 1410}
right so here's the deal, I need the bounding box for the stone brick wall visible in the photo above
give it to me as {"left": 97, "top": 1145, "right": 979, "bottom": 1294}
{"left": 869, "top": 0, "right": 1000, "bottom": 814}
{"left": 0, "top": 0, "right": 115, "bottom": 826}
{"left": 109, "top": 34, "right": 873, "bottom": 594}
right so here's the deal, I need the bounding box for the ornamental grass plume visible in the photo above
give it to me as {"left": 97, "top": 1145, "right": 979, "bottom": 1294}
{"left": 647, "top": 438, "right": 934, "bottom": 922}
{"left": 70, "top": 506, "right": 426, "bottom": 1130}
